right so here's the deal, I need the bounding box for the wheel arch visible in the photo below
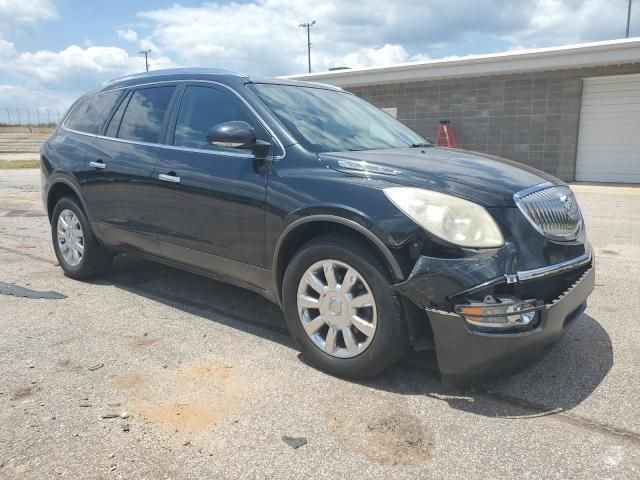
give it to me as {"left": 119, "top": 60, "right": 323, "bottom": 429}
{"left": 272, "top": 215, "right": 405, "bottom": 303}
{"left": 46, "top": 178, "right": 88, "bottom": 222}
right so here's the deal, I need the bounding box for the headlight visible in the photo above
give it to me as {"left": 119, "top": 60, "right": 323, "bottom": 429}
{"left": 383, "top": 187, "right": 504, "bottom": 248}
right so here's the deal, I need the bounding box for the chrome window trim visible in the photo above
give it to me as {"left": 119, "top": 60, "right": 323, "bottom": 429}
{"left": 513, "top": 182, "right": 583, "bottom": 241}
{"left": 61, "top": 79, "right": 286, "bottom": 160}
{"left": 160, "top": 143, "right": 256, "bottom": 159}
{"left": 515, "top": 246, "right": 593, "bottom": 282}
{"left": 94, "top": 134, "right": 165, "bottom": 149}
{"left": 62, "top": 127, "right": 98, "bottom": 139}
{"left": 63, "top": 126, "right": 164, "bottom": 149}
{"left": 64, "top": 127, "right": 259, "bottom": 159}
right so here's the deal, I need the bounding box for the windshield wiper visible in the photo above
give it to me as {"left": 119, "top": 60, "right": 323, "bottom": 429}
{"left": 410, "top": 143, "right": 434, "bottom": 148}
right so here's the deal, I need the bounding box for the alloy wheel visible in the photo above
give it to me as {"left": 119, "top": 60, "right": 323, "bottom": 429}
{"left": 297, "top": 259, "right": 377, "bottom": 358}
{"left": 56, "top": 209, "right": 84, "bottom": 267}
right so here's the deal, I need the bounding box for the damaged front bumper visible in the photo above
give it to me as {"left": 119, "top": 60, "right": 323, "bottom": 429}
{"left": 394, "top": 245, "right": 595, "bottom": 386}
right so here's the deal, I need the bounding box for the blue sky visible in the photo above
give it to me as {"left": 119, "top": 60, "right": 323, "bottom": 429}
{"left": 10, "top": 0, "right": 514, "bottom": 62}
{"left": 9, "top": 1, "right": 142, "bottom": 52}
{"left": 0, "top": 0, "right": 638, "bottom": 115}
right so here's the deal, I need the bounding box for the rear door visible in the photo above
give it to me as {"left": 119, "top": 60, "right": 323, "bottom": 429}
{"left": 62, "top": 89, "right": 125, "bottom": 191}
{"left": 153, "top": 83, "right": 271, "bottom": 274}
{"left": 84, "top": 84, "right": 177, "bottom": 254}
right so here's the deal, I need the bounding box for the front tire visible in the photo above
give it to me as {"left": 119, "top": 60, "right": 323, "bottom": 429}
{"left": 282, "top": 234, "right": 408, "bottom": 378}
{"left": 51, "top": 196, "right": 112, "bottom": 279}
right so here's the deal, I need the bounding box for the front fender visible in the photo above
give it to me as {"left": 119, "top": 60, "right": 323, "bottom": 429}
{"left": 272, "top": 208, "right": 405, "bottom": 283}
{"left": 282, "top": 204, "right": 401, "bottom": 249}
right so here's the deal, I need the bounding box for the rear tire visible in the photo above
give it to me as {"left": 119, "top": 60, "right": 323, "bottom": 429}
{"left": 51, "top": 196, "right": 112, "bottom": 279}
{"left": 282, "top": 234, "right": 408, "bottom": 378}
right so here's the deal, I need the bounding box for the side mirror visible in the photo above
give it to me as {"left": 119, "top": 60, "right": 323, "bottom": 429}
{"left": 206, "top": 121, "right": 270, "bottom": 157}
{"left": 206, "top": 121, "right": 256, "bottom": 148}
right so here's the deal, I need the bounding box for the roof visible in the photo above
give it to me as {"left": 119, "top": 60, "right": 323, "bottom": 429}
{"left": 285, "top": 37, "right": 640, "bottom": 87}
{"left": 246, "top": 76, "right": 344, "bottom": 90}
{"left": 102, "top": 68, "right": 246, "bottom": 89}
{"left": 101, "top": 67, "right": 343, "bottom": 92}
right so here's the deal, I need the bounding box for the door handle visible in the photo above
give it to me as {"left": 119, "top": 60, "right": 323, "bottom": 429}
{"left": 158, "top": 173, "right": 181, "bottom": 183}
{"left": 89, "top": 160, "right": 106, "bottom": 170}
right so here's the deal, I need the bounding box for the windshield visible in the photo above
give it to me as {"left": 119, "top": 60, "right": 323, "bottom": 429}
{"left": 247, "top": 83, "right": 429, "bottom": 153}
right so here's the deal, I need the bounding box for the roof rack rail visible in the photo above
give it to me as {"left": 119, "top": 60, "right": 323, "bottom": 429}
{"left": 103, "top": 68, "right": 245, "bottom": 86}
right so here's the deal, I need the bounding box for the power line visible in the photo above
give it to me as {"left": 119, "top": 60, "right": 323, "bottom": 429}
{"left": 299, "top": 20, "right": 316, "bottom": 73}
{"left": 138, "top": 49, "right": 151, "bottom": 72}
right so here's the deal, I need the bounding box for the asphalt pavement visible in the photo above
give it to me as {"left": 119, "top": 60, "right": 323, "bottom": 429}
{"left": 1, "top": 169, "right": 639, "bottom": 479}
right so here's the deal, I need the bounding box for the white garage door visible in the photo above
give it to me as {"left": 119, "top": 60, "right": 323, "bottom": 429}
{"left": 576, "top": 74, "right": 640, "bottom": 183}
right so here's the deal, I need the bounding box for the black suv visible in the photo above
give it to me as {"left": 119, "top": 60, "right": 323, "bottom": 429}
{"left": 41, "top": 68, "right": 594, "bottom": 385}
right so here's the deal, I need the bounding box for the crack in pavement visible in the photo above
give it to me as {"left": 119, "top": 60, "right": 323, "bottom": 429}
{"left": 475, "top": 388, "right": 640, "bottom": 445}
{"left": 4, "top": 209, "right": 47, "bottom": 218}
{"left": 0, "top": 231, "right": 49, "bottom": 241}
{"left": 0, "top": 245, "right": 57, "bottom": 265}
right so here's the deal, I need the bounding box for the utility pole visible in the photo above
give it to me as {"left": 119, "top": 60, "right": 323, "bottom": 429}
{"left": 627, "top": 0, "right": 633, "bottom": 38}
{"left": 299, "top": 20, "right": 316, "bottom": 73}
{"left": 138, "top": 49, "right": 151, "bottom": 72}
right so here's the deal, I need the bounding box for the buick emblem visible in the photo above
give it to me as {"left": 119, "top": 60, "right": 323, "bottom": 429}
{"left": 328, "top": 297, "right": 343, "bottom": 316}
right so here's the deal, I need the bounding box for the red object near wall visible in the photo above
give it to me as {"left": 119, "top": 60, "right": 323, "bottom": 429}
{"left": 434, "top": 120, "right": 457, "bottom": 148}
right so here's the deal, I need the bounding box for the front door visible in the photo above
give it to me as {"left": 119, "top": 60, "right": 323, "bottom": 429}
{"left": 83, "top": 85, "right": 177, "bottom": 254}
{"left": 153, "top": 84, "right": 271, "bottom": 277}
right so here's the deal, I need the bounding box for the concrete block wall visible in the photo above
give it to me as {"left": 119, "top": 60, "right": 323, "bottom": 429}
{"left": 348, "top": 63, "right": 640, "bottom": 181}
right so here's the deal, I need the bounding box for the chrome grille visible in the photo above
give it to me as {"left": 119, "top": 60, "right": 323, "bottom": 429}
{"left": 514, "top": 184, "right": 582, "bottom": 240}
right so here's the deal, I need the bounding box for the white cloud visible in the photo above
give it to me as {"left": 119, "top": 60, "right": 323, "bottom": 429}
{"left": 117, "top": 28, "right": 139, "bottom": 43}
{"left": 135, "top": 0, "right": 634, "bottom": 77}
{"left": 6, "top": 45, "right": 177, "bottom": 88}
{"left": 137, "top": 0, "right": 427, "bottom": 75}
{"left": 503, "top": 0, "right": 633, "bottom": 45}
{"left": 0, "top": 44, "right": 178, "bottom": 111}
{"left": 314, "top": 44, "right": 428, "bottom": 71}
{"left": 138, "top": 37, "right": 160, "bottom": 54}
{"left": 0, "top": 0, "right": 56, "bottom": 36}
{"left": 0, "top": 37, "right": 14, "bottom": 57}
{"left": 0, "top": 84, "right": 70, "bottom": 113}
{"left": 0, "top": 0, "right": 636, "bottom": 114}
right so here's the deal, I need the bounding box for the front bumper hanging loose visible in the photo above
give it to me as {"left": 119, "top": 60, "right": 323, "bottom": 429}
{"left": 393, "top": 242, "right": 519, "bottom": 308}
{"left": 393, "top": 245, "right": 595, "bottom": 386}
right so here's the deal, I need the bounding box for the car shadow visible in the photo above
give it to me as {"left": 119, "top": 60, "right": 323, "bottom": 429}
{"left": 354, "top": 313, "right": 613, "bottom": 418}
{"left": 97, "top": 254, "right": 613, "bottom": 419}
{"left": 95, "top": 254, "right": 293, "bottom": 348}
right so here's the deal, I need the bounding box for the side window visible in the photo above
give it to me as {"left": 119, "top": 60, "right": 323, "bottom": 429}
{"left": 118, "top": 86, "right": 175, "bottom": 143}
{"left": 65, "top": 90, "right": 123, "bottom": 134}
{"left": 105, "top": 92, "right": 130, "bottom": 138}
{"left": 173, "top": 86, "right": 256, "bottom": 151}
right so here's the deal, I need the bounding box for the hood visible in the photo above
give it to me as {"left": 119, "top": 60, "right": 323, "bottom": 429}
{"left": 318, "top": 147, "right": 561, "bottom": 207}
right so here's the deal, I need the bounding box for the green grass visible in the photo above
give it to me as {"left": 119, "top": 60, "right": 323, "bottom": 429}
{"left": 0, "top": 160, "right": 40, "bottom": 169}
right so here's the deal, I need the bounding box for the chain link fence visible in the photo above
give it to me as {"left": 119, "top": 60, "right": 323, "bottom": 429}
{"left": 0, "top": 107, "right": 64, "bottom": 127}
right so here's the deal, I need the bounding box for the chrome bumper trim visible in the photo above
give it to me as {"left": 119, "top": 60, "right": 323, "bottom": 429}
{"left": 515, "top": 246, "right": 593, "bottom": 282}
